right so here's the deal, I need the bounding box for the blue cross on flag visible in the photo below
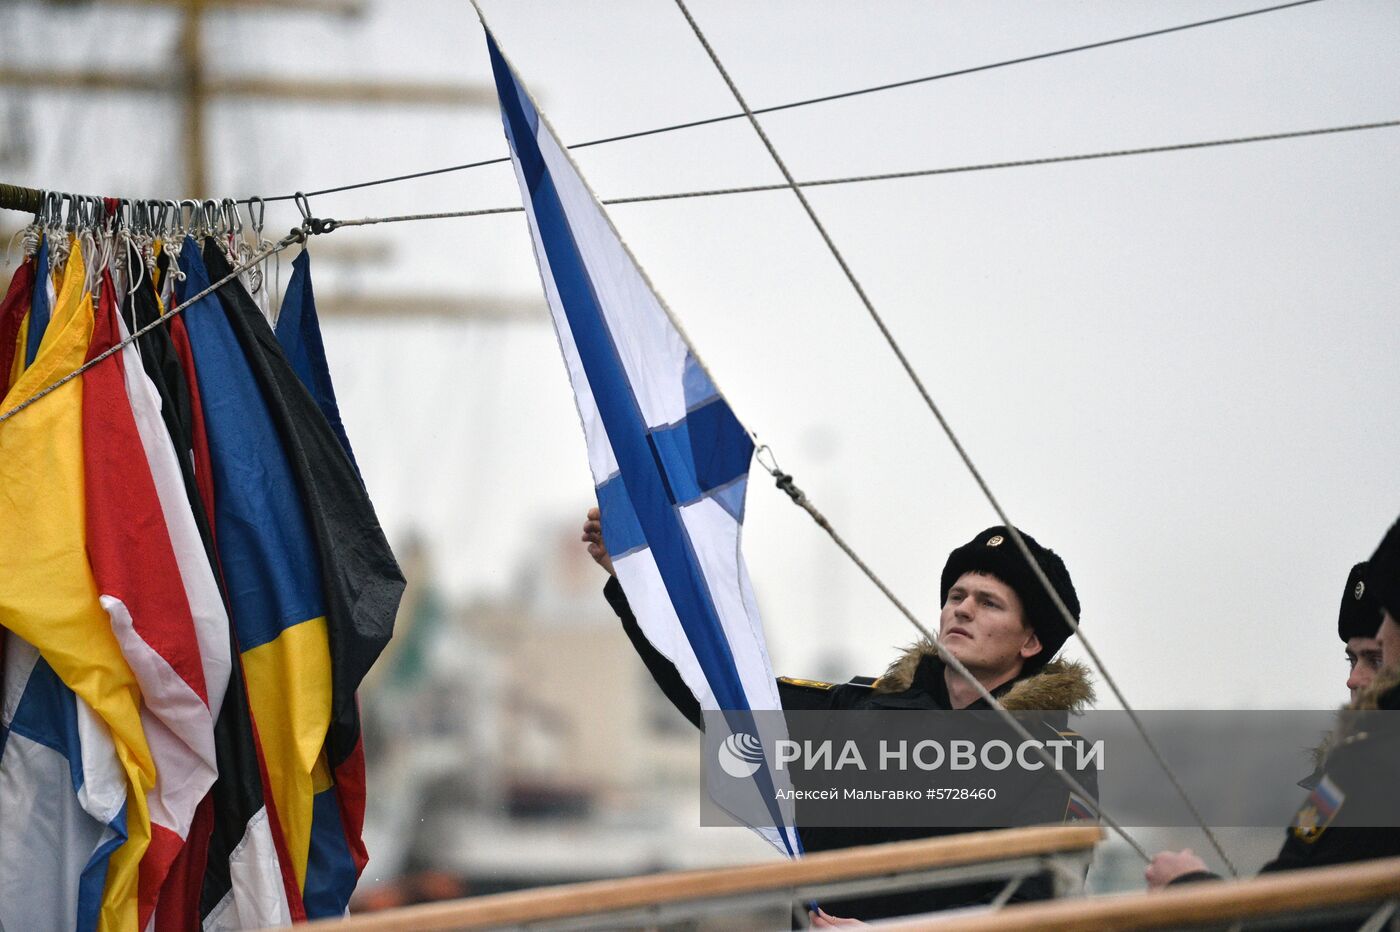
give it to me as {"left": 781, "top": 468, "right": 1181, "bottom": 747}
{"left": 485, "top": 28, "right": 801, "bottom": 857}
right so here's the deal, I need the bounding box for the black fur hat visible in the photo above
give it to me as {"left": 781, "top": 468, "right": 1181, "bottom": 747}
{"left": 1338, "top": 561, "right": 1383, "bottom": 642}
{"left": 1365, "top": 520, "right": 1400, "bottom": 623}
{"left": 939, "top": 526, "right": 1079, "bottom": 675}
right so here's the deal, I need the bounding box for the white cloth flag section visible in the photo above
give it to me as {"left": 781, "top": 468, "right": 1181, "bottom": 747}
{"left": 0, "top": 637, "right": 127, "bottom": 932}
{"left": 486, "top": 31, "right": 801, "bottom": 857}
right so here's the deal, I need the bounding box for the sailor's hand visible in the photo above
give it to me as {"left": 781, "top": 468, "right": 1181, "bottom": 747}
{"left": 1145, "top": 849, "right": 1208, "bottom": 891}
{"left": 809, "top": 907, "right": 865, "bottom": 927}
{"left": 582, "top": 507, "right": 615, "bottom": 577}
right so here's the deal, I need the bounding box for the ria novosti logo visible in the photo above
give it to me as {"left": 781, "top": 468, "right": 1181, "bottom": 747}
{"left": 718, "top": 732, "right": 764, "bottom": 778}
{"left": 716, "top": 733, "right": 1106, "bottom": 778}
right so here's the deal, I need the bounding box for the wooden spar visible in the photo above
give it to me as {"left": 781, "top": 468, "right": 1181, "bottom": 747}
{"left": 305, "top": 825, "right": 1103, "bottom": 931}
{"left": 883, "top": 855, "right": 1400, "bottom": 931}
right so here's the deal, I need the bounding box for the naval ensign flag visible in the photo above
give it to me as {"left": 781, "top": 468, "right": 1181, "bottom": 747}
{"left": 485, "top": 28, "right": 801, "bottom": 856}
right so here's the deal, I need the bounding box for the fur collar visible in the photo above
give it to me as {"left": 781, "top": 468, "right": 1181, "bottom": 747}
{"left": 1306, "top": 663, "right": 1400, "bottom": 769}
{"left": 872, "top": 640, "right": 1096, "bottom": 712}
{"left": 1349, "top": 662, "right": 1400, "bottom": 712}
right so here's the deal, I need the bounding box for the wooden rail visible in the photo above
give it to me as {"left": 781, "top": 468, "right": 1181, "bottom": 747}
{"left": 883, "top": 855, "right": 1400, "bottom": 931}
{"left": 311, "top": 824, "right": 1102, "bottom": 931}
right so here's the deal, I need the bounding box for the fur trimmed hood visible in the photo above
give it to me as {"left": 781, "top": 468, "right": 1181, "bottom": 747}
{"left": 1351, "top": 662, "right": 1400, "bottom": 712}
{"left": 872, "top": 640, "right": 1096, "bottom": 712}
{"left": 1305, "top": 663, "right": 1400, "bottom": 771}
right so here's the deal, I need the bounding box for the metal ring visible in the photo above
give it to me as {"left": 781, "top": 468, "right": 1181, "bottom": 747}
{"left": 221, "top": 197, "right": 243, "bottom": 236}
{"left": 754, "top": 443, "right": 781, "bottom": 475}
{"left": 79, "top": 194, "right": 97, "bottom": 231}
{"left": 246, "top": 195, "right": 266, "bottom": 235}
{"left": 201, "top": 199, "right": 221, "bottom": 235}
{"left": 178, "top": 199, "right": 200, "bottom": 235}
{"left": 151, "top": 200, "right": 170, "bottom": 236}
{"left": 164, "top": 199, "right": 182, "bottom": 237}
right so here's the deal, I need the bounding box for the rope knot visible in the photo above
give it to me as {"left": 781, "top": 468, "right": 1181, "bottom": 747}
{"left": 292, "top": 217, "right": 338, "bottom": 240}
{"left": 773, "top": 471, "right": 806, "bottom": 506}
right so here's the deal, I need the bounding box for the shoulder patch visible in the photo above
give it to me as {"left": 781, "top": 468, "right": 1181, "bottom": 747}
{"left": 1064, "top": 793, "right": 1098, "bottom": 823}
{"left": 778, "top": 676, "right": 835, "bottom": 691}
{"left": 1292, "top": 775, "right": 1345, "bottom": 843}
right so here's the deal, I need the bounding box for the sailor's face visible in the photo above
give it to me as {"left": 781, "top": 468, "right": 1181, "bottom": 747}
{"left": 939, "top": 572, "right": 1040, "bottom": 675}
{"left": 1379, "top": 612, "right": 1400, "bottom": 671}
{"left": 1345, "top": 636, "right": 1384, "bottom": 703}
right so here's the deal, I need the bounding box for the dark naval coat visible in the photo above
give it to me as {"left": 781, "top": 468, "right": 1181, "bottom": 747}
{"left": 1172, "top": 665, "right": 1400, "bottom": 926}
{"left": 604, "top": 577, "right": 1099, "bottom": 921}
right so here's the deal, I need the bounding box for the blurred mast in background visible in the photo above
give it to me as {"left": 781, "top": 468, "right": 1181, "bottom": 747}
{"left": 0, "top": 0, "right": 493, "bottom": 198}
{"left": 0, "top": 0, "right": 541, "bottom": 322}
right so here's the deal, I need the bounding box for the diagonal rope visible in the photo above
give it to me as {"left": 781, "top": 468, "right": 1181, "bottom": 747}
{"left": 669, "top": 0, "right": 1237, "bottom": 875}
{"left": 16, "top": 113, "right": 1390, "bottom": 416}
{"left": 471, "top": 0, "right": 1152, "bottom": 865}
{"left": 603, "top": 119, "right": 1400, "bottom": 203}
{"left": 714, "top": 0, "right": 1327, "bottom": 121}
{"left": 754, "top": 448, "right": 1151, "bottom": 863}
{"left": 243, "top": 0, "right": 1329, "bottom": 205}
{"left": 0, "top": 227, "right": 306, "bottom": 426}
{"left": 310, "top": 118, "right": 1400, "bottom": 232}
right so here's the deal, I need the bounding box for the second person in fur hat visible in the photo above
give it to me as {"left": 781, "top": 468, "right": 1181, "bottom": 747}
{"left": 1148, "top": 518, "right": 1400, "bottom": 892}
{"left": 1341, "top": 562, "right": 1386, "bottom": 704}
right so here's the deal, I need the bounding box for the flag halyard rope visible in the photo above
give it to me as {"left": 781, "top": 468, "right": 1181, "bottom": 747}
{"left": 756, "top": 449, "right": 1150, "bottom": 863}
{"left": 475, "top": 2, "right": 1151, "bottom": 864}
{"left": 304, "top": 118, "right": 1400, "bottom": 232}
{"left": 236, "top": 0, "right": 1331, "bottom": 205}
{"left": 0, "top": 226, "right": 308, "bottom": 426}
{"left": 671, "top": 0, "right": 1237, "bottom": 875}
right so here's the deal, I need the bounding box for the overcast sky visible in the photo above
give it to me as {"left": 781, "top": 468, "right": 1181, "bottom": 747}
{"left": 5, "top": 0, "right": 1398, "bottom": 710}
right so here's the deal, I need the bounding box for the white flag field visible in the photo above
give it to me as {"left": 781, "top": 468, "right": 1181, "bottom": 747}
{"left": 484, "top": 28, "right": 802, "bottom": 856}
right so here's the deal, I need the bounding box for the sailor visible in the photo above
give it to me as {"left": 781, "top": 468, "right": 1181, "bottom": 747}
{"left": 583, "top": 512, "right": 1098, "bottom": 921}
{"left": 1340, "top": 562, "right": 1385, "bottom": 705}
{"left": 1147, "top": 519, "right": 1400, "bottom": 892}
{"left": 1288, "top": 562, "right": 1389, "bottom": 794}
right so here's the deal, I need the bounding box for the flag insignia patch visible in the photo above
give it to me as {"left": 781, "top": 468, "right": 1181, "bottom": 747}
{"left": 1292, "top": 775, "right": 1344, "bottom": 843}
{"left": 1065, "top": 793, "right": 1098, "bottom": 822}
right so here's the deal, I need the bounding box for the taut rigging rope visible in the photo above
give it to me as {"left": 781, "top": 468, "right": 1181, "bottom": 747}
{"left": 302, "top": 118, "right": 1400, "bottom": 233}
{"left": 235, "top": 0, "right": 1330, "bottom": 206}
{"left": 669, "top": 0, "right": 1238, "bottom": 875}
{"left": 473, "top": 0, "right": 1155, "bottom": 867}
{"left": 0, "top": 226, "right": 308, "bottom": 426}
